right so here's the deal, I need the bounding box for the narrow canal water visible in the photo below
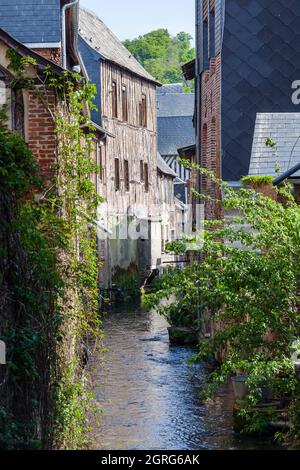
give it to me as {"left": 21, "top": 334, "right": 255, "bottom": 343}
{"left": 90, "top": 303, "right": 280, "bottom": 450}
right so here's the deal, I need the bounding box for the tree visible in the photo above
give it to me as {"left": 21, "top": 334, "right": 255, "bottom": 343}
{"left": 123, "top": 29, "right": 195, "bottom": 86}
{"left": 146, "top": 167, "right": 300, "bottom": 442}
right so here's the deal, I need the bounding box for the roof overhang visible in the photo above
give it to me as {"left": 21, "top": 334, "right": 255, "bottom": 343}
{"left": 157, "top": 152, "right": 177, "bottom": 178}
{"left": 0, "top": 28, "right": 65, "bottom": 77}
{"left": 182, "top": 59, "right": 195, "bottom": 81}
{"left": 81, "top": 121, "right": 115, "bottom": 139}
{"left": 178, "top": 144, "right": 196, "bottom": 159}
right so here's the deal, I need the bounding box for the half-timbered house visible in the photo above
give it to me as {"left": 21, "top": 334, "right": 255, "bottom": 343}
{"left": 79, "top": 7, "right": 162, "bottom": 287}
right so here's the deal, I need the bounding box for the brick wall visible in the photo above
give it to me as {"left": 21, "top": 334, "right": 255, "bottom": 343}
{"left": 200, "top": 54, "right": 222, "bottom": 220}
{"left": 33, "top": 48, "right": 62, "bottom": 66}
{"left": 27, "top": 89, "right": 57, "bottom": 180}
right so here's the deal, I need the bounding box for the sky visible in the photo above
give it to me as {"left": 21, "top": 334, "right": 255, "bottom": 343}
{"left": 80, "top": 0, "right": 195, "bottom": 42}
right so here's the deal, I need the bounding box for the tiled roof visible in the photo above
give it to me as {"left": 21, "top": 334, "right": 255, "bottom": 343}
{"left": 158, "top": 116, "right": 195, "bottom": 156}
{"left": 0, "top": 0, "right": 61, "bottom": 45}
{"left": 249, "top": 113, "right": 300, "bottom": 177}
{"left": 157, "top": 92, "right": 195, "bottom": 118}
{"left": 79, "top": 7, "right": 158, "bottom": 84}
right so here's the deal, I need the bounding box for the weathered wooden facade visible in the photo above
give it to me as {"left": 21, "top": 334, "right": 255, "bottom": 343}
{"left": 79, "top": 8, "right": 164, "bottom": 287}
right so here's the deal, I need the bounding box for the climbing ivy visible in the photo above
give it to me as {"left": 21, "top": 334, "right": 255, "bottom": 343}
{"left": 45, "top": 71, "right": 104, "bottom": 449}
{"left": 0, "top": 57, "right": 103, "bottom": 449}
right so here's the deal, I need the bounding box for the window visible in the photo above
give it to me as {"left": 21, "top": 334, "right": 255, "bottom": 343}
{"left": 141, "top": 94, "right": 147, "bottom": 127}
{"left": 211, "top": 117, "right": 217, "bottom": 176}
{"left": 124, "top": 160, "right": 130, "bottom": 192}
{"left": 209, "top": 3, "right": 215, "bottom": 58}
{"left": 211, "top": 118, "right": 216, "bottom": 157}
{"left": 12, "top": 89, "right": 25, "bottom": 138}
{"left": 114, "top": 158, "right": 120, "bottom": 190}
{"left": 139, "top": 94, "right": 147, "bottom": 127}
{"left": 144, "top": 162, "right": 149, "bottom": 192}
{"left": 122, "top": 85, "right": 128, "bottom": 122}
{"left": 0, "top": 80, "right": 6, "bottom": 107}
{"left": 139, "top": 101, "right": 143, "bottom": 127}
{"left": 203, "top": 20, "right": 209, "bottom": 70}
{"left": 140, "top": 160, "right": 144, "bottom": 182}
{"left": 201, "top": 124, "right": 208, "bottom": 194}
{"left": 98, "top": 143, "right": 105, "bottom": 182}
{"left": 93, "top": 142, "right": 98, "bottom": 191}
{"left": 112, "top": 81, "right": 118, "bottom": 118}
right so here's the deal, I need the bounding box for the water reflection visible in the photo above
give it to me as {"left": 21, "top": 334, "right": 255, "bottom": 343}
{"left": 90, "top": 304, "right": 280, "bottom": 450}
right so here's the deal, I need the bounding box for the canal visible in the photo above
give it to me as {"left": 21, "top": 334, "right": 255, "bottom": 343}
{"left": 90, "top": 303, "right": 280, "bottom": 450}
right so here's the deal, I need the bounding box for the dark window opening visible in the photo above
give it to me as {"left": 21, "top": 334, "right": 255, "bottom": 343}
{"left": 139, "top": 101, "right": 143, "bottom": 126}
{"left": 201, "top": 123, "right": 208, "bottom": 197}
{"left": 122, "top": 85, "right": 128, "bottom": 122}
{"left": 140, "top": 160, "right": 144, "bottom": 181}
{"left": 211, "top": 118, "right": 216, "bottom": 159}
{"left": 203, "top": 20, "right": 209, "bottom": 70}
{"left": 112, "top": 81, "right": 118, "bottom": 118}
{"left": 114, "top": 158, "right": 120, "bottom": 190}
{"left": 93, "top": 142, "right": 98, "bottom": 191}
{"left": 144, "top": 162, "right": 149, "bottom": 192}
{"left": 98, "top": 144, "right": 105, "bottom": 182}
{"left": 140, "top": 93, "right": 147, "bottom": 127}
{"left": 124, "top": 159, "right": 130, "bottom": 191}
{"left": 12, "top": 89, "right": 25, "bottom": 138}
{"left": 209, "top": 8, "right": 215, "bottom": 58}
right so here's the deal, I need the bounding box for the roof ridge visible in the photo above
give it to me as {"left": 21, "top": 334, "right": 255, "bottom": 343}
{"left": 79, "top": 7, "right": 159, "bottom": 84}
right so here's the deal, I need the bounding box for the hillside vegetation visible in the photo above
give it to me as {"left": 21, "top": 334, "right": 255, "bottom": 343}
{"left": 123, "top": 29, "right": 195, "bottom": 86}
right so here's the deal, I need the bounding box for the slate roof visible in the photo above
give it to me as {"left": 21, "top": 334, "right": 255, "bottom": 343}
{"left": 157, "top": 84, "right": 195, "bottom": 156}
{"left": 157, "top": 83, "right": 184, "bottom": 95}
{"left": 249, "top": 113, "right": 300, "bottom": 177}
{"left": 221, "top": 0, "right": 300, "bottom": 181}
{"left": 0, "top": 0, "right": 61, "bottom": 45}
{"left": 79, "top": 8, "right": 158, "bottom": 84}
{"left": 157, "top": 152, "right": 177, "bottom": 178}
{"left": 157, "top": 92, "right": 195, "bottom": 118}
{"left": 158, "top": 116, "right": 195, "bottom": 156}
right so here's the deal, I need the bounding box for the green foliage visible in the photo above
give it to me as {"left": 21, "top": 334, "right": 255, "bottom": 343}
{"left": 0, "top": 65, "right": 103, "bottom": 449}
{"left": 241, "top": 176, "right": 274, "bottom": 186}
{"left": 0, "top": 143, "right": 66, "bottom": 448}
{"left": 6, "top": 48, "right": 37, "bottom": 89}
{"left": 145, "top": 267, "right": 199, "bottom": 328}
{"left": 114, "top": 268, "right": 140, "bottom": 302}
{"left": 0, "top": 123, "right": 41, "bottom": 193}
{"left": 123, "top": 29, "right": 195, "bottom": 86}
{"left": 146, "top": 163, "right": 300, "bottom": 442}
{"left": 265, "top": 137, "right": 277, "bottom": 149}
{"left": 42, "top": 71, "right": 103, "bottom": 449}
{"left": 53, "top": 362, "right": 98, "bottom": 450}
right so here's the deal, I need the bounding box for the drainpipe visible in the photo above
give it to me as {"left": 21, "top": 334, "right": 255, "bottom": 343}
{"left": 61, "top": 0, "right": 79, "bottom": 69}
